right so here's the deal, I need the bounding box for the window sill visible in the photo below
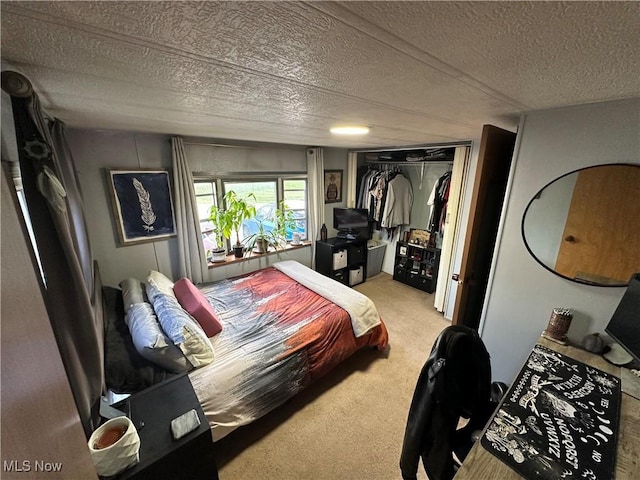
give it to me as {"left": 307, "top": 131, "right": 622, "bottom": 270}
{"left": 207, "top": 241, "right": 311, "bottom": 269}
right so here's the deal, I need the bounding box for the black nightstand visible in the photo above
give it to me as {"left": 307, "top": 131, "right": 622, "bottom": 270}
{"left": 113, "top": 373, "right": 218, "bottom": 480}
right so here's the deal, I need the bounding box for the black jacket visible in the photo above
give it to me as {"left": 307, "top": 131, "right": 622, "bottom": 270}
{"left": 399, "top": 325, "right": 491, "bottom": 480}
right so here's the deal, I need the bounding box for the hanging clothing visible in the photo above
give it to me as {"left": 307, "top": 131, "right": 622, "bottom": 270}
{"left": 382, "top": 173, "right": 413, "bottom": 229}
{"left": 427, "top": 171, "right": 451, "bottom": 234}
{"left": 357, "top": 165, "right": 413, "bottom": 232}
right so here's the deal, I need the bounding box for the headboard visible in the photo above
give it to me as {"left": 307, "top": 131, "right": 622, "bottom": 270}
{"left": 2, "top": 71, "right": 105, "bottom": 436}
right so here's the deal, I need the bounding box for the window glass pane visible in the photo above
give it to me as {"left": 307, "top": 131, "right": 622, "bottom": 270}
{"left": 194, "top": 183, "right": 213, "bottom": 195}
{"left": 284, "top": 178, "right": 307, "bottom": 240}
{"left": 194, "top": 181, "right": 219, "bottom": 251}
{"left": 284, "top": 181, "right": 305, "bottom": 201}
{"left": 194, "top": 181, "right": 217, "bottom": 222}
{"left": 223, "top": 181, "right": 277, "bottom": 245}
{"left": 224, "top": 181, "right": 276, "bottom": 206}
{"left": 197, "top": 201, "right": 213, "bottom": 222}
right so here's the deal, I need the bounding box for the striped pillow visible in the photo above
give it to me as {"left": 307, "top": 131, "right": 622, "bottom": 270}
{"left": 125, "top": 302, "right": 192, "bottom": 373}
{"left": 152, "top": 293, "right": 215, "bottom": 368}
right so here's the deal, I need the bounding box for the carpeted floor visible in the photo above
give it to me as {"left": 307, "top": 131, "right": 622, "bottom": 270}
{"left": 213, "top": 272, "right": 451, "bottom": 480}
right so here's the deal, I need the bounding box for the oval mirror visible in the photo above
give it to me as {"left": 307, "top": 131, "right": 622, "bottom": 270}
{"left": 522, "top": 163, "right": 640, "bottom": 286}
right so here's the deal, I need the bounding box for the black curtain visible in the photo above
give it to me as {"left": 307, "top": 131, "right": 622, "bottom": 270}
{"left": 2, "top": 71, "right": 103, "bottom": 437}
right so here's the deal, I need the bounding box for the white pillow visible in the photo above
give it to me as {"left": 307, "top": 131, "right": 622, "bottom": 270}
{"left": 125, "top": 303, "right": 193, "bottom": 373}
{"left": 152, "top": 293, "right": 215, "bottom": 368}
{"left": 146, "top": 270, "right": 175, "bottom": 302}
{"left": 119, "top": 278, "right": 147, "bottom": 313}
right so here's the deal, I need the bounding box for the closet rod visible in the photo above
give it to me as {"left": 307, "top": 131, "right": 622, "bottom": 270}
{"left": 364, "top": 160, "right": 453, "bottom": 166}
{"left": 351, "top": 140, "right": 471, "bottom": 153}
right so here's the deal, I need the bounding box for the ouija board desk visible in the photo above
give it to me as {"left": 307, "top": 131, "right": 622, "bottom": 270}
{"left": 454, "top": 337, "right": 640, "bottom": 480}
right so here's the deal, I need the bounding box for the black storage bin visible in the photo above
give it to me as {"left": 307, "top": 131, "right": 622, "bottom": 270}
{"left": 348, "top": 244, "right": 365, "bottom": 264}
{"left": 332, "top": 270, "right": 347, "bottom": 285}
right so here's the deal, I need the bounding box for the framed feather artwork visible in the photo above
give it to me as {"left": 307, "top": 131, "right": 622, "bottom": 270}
{"left": 108, "top": 169, "right": 176, "bottom": 246}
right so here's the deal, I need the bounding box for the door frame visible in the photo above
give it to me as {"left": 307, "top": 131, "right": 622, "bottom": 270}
{"left": 451, "top": 125, "right": 517, "bottom": 329}
{"left": 433, "top": 145, "right": 471, "bottom": 312}
{"left": 347, "top": 142, "right": 472, "bottom": 291}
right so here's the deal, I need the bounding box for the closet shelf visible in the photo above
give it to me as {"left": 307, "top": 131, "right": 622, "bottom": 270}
{"left": 363, "top": 160, "right": 453, "bottom": 166}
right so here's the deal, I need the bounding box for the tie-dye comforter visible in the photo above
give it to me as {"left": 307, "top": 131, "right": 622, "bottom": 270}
{"left": 188, "top": 263, "right": 389, "bottom": 441}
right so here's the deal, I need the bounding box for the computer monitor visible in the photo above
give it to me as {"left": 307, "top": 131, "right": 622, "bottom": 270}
{"left": 605, "top": 272, "right": 640, "bottom": 363}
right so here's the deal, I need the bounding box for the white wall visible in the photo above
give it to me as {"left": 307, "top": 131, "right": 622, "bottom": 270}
{"left": 69, "top": 130, "right": 179, "bottom": 287}
{"left": 69, "top": 129, "right": 314, "bottom": 286}
{"left": 481, "top": 98, "right": 640, "bottom": 384}
{"left": 323, "top": 147, "right": 349, "bottom": 238}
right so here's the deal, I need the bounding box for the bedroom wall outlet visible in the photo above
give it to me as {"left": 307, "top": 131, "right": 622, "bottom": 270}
{"left": 170, "top": 409, "right": 201, "bottom": 440}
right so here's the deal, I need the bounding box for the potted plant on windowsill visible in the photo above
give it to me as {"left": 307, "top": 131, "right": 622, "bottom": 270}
{"left": 243, "top": 202, "right": 296, "bottom": 255}
{"left": 208, "top": 203, "right": 232, "bottom": 263}
{"left": 242, "top": 218, "right": 272, "bottom": 255}
{"left": 224, "top": 191, "right": 256, "bottom": 258}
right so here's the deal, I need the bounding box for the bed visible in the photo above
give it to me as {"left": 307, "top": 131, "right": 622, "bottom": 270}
{"left": 104, "top": 260, "right": 388, "bottom": 441}
{"left": 5, "top": 74, "right": 387, "bottom": 447}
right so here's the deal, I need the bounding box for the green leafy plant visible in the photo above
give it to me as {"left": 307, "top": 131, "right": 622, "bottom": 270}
{"left": 224, "top": 191, "right": 256, "bottom": 248}
{"left": 243, "top": 201, "right": 296, "bottom": 255}
{"left": 273, "top": 201, "right": 296, "bottom": 247}
{"left": 243, "top": 218, "right": 273, "bottom": 254}
{"left": 208, "top": 203, "right": 232, "bottom": 255}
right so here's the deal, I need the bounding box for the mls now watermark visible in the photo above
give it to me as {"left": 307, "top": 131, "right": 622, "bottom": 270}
{"left": 3, "top": 460, "right": 63, "bottom": 473}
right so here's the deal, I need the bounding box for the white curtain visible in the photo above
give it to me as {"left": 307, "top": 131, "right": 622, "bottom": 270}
{"left": 171, "top": 137, "right": 207, "bottom": 283}
{"left": 306, "top": 147, "right": 325, "bottom": 268}
{"left": 346, "top": 151, "right": 358, "bottom": 207}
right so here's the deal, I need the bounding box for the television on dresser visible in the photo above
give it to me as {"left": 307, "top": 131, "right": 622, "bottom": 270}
{"left": 333, "top": 208, "right": 369, "bottom": 240}
{"left": 605, "top": 272, "right": 640, "bottom": 363}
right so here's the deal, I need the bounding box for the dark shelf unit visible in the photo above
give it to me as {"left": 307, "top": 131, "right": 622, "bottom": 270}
{"left": 315, "top": 237, "right": 367, "bottom": 287}
{"left": 393, "top": 241, "right": 441, "bottom": 293}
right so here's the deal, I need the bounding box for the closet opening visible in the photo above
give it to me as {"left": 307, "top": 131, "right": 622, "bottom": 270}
{"left": 349, "top": 143, "right": 471, "bottom": 317}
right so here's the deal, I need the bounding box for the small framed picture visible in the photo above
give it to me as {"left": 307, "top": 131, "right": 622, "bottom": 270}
{"left": 324, "top": 170, "right": 343, "bottom": 204}
{"left": 108, "top": 169, "right": 176, "bottom": 246}
{"left": 399, "top": 246, "right": 407, "bottom": 256}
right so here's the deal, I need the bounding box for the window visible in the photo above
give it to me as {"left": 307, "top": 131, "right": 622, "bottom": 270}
{"left": 193, "top": 180, "right": 219, "bottom": 252}
{"left": 223, "top": 180, "right": 277, "bottom": 246}
{"left": 283, "top": 179, "right": 307, "bottom": 240}
{"left": 193, "top": 175, "right": 308, "bottom": 251}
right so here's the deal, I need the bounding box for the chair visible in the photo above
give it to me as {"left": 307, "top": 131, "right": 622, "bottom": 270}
{"left": 399, "top": 325, "right": 503, "bottom": 480}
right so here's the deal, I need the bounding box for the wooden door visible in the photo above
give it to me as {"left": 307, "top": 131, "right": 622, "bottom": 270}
{"left": 452, "top": 125, "right": 516, "bottom": 329}
{"left": 554, "top": 165, "right": 640, "bottom": 284}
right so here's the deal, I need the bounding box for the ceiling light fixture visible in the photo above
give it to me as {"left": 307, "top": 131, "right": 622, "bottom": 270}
{"left": 330, "top": 126, "right": 370, "bottom": 135}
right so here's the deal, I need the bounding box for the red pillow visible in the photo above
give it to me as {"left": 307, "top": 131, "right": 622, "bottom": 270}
{"left": 173, "top": 278, "right": 222, "bottom": 338}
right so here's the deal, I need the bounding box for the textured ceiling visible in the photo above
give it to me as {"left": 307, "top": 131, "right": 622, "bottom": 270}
{"left": 1, "top": 1, "right": 638, "bottom": 148}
